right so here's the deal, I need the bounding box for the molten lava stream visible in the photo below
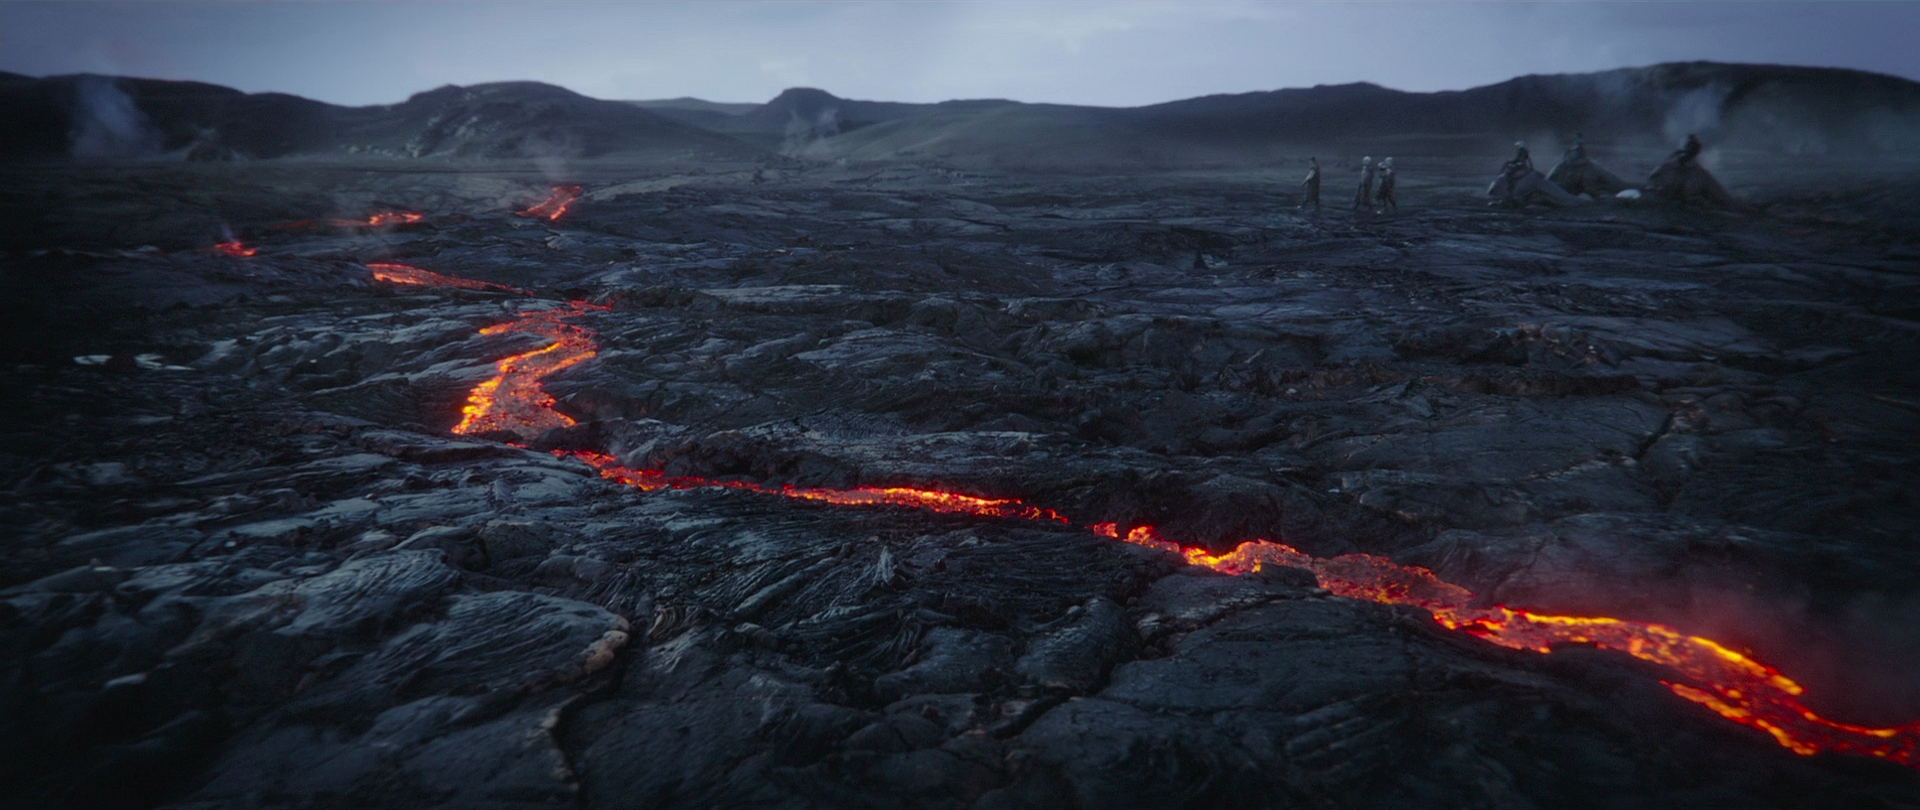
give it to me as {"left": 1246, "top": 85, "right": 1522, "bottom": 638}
{"left": 365, "top": 260, "right": 598, "bottom": 437}
{"left": 450, "top": 308, "right": 600, "bottom": 437}
{"left": 562, "top": 452, "right": 1070, "bottom": 523}
{"left": 1099, "top": 524, "right": 1920, "bottom": 768}
{"left": 361, "top": 211, "right": 424, "bottom": 227}
{"left": 517, "top": 185, "right": 582, "bottom": 221}
{"left": 383, "top": 260, "right": 1919, "bottom": 770}
{"left": 211, "top": 240, "right": 256, "bottom": 257}
{"left": 272, "top": 211, "right": 424, "bottom": 230}
{"left": 366, "top": 262, "right": 517, "bottom": 292}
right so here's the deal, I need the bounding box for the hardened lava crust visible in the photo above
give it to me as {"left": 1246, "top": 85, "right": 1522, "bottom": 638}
{"left": 3, "top": 152, "right": 1919, "bottom": 809}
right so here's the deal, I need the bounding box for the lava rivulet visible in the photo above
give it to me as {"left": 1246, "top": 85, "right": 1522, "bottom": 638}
{"left": 363, "top": 211, "right": 425, "bottom": 227}
{"left": 367, "top": 261, "right": 599, "bottom": 437}
{"left": 272, "top": 211, "right": 424, "bottom": 230}
{"left": 1100, "top": 525, "right": 1919, "bottom": 766}
{"left": 387, "top": 262, "right": 1920, "bottom": 769}
{"left": 367, "top": 262, "right": 516, "bottom": 292}
{"left": 517, "top": 185, "right": 582, "bottom": 221}
{"left": 211, "top": 240, "right": 256, "bottom": 257}
{"left": 564, "top": 451, "right": 1069, "bottom": 523}
{"left": 449, "top": 307, "right": 600, "bottom": 437}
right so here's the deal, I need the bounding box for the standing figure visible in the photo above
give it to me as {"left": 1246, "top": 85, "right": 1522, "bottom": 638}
{"left": 1645, "top": 133, "right": 1739, "bottom": 208}
{"left": 1678, "top": 133, "right": 1702, "bottom": 167}
{"left": 1547, "top": 133, "right": 1630, "bottom": 198}
{"left": 1300, "top": 157, "right": 1322, "bottom": 211}
{"left": 1354, "top": 156, "right": 1375, "bottom": 212}
{"left": 1497, "top": 141, "right": 1533, "bottom": 206}
{"left": 1374, "top": 157, "right": 1397, "bottom": 213}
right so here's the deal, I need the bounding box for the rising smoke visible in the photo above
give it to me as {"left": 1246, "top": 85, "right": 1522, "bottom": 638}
{"left": 1660, "top": 83, "right": 1732, "bottom": 146}
{"left": 68, "top": 76, "right": 161, "bottom": 160}
{"left": 1653, "top": 73, "right": 1920, "bottom": 158}
{"left": 782, "top": 107, "right": 841, "bottom": 158}
{"left": 517, "top": 129, "right": 583, "bottom": 181}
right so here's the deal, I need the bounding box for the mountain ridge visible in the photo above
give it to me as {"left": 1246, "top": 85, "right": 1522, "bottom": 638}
{"left": 0, "top": 74, "right": 760, "bottom": 162}
{"left": 4, "top": 61, "right": 1916, "bottom": 167}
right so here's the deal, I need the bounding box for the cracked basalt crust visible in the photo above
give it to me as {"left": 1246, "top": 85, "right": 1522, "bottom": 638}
{"left": 2, "top": 154, "right": 1918, "bottom": 808}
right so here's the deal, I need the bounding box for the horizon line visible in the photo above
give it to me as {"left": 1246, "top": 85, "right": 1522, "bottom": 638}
{"left": 9, "top": 58, "right": 1916, "bottom": 111}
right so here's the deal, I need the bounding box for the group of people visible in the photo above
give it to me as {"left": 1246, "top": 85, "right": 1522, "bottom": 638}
{"left": 1297, "top": 155, "right": 1396, "bottom": 215}
{"left": 1492, "top": 132, "right": 1736, "bottom": 209}
{"left": 1295, "top": 132, "right": 1736, "bottom": 215}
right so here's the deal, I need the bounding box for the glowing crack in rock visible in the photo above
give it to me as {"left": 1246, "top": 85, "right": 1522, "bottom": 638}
{"left": 449, "top": 307, "right": 601, "bottom": 437}
{"left": 517, "top": 185, "right": 583, "bottom": 221}
{"left": 211, "top": 240, "right": 257, "bottom": 257}
{"left": 561, "top": 452, "right": 1069, "bottom": 523}
{"left": 366, "top": 262, "right": 516, "bottom": 292}
{"left": 272, "top": 211, "right": 425, "bottom": 231}
{"left": 376, "top": 259, "right": 1920, "bottom": 769}
{"left": 361, "top": 211, "right": 425, "bottom": 227}
{"left": 365, "top": 260, "right": 598, "bottom": 438}
{"left": 1101, "top": 524, "right": 1919, "bottom": 767}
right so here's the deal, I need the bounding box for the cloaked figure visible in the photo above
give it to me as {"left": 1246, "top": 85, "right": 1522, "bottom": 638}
{"left": 1509, "top": 140, "right": 1534, "bottom": 176}
{"left": 1373, "top": 157, "right": 1397, "bottom": 213}
{"left": 1547, "top": 132, "right": 1630, "bottom": 198}
{"left": 1645, "top": 133, "right": 1740, "bottom": 208}
{"left": 1300, "top": 157, "right": 1322, "bottom": 211}
{"left": 1493, "top": 141, "right": 1533, "bottom": 206}
{"left": 1354, "top": 156, "right": 1375, "bottom": 212}
{"left": 1487, "top": 140, "right": 1584, "bottom": 208}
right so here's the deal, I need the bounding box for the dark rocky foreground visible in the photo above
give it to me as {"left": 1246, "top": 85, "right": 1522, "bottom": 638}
{"left": 3, "top": 156, "right": 1919, "bottom": 808}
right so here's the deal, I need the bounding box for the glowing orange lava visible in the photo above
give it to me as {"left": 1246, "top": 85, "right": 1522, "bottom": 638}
{"left": 211, "top": 240, "right": 256, "bottom": 257}
{"left": 1107, "top": 525, "right": 1920, "bottom": 767}
{"left": 448, "top": 307, "right": 600, "bottom": 437}
{"left": 392, "top": 262, "right": 1919, "bottom": 769}
{"left": 273, "top": 211, "right": 425, "bottom": 231}
{"left": 367, "top": 262, "right": 516, "bottom": 292}
{"left": 517, "top": 185, "right": 582, "bottom": 221}
{"left": 366, "top": 260, "right": 596, "bottom": 437}
{"left": 562, "top": 451, "right": 1068, "bottom": 523}
{"left": 362, "top": 211, "right": 425, "bottom": 227}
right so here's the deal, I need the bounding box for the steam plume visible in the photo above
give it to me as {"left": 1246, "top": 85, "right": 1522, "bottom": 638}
{"left": 68, "top": 76, "right": 160, "bottom": 160}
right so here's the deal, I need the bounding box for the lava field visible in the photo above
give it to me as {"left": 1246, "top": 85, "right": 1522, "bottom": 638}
{"left": 3, "top": 153, "right": 1920, "bottom": 808}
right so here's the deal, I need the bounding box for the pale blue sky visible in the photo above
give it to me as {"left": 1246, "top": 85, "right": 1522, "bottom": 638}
{"left": 3, "top": 1, "right": 1916, "bottom": 107}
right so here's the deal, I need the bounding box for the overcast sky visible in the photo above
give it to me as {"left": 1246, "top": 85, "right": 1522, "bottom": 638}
{"left": 4, "top": 1, "right": 1917, "bottom": 108}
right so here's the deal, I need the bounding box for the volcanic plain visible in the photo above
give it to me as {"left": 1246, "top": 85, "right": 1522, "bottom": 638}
{"left": 3, "top": 146, "right": 1920, "bottom": 809}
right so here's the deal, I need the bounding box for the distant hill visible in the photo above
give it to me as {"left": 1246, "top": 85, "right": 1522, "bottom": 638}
{"left": 0, "top": 72, "right": 341, "bottom": 160}
{"left": 0, "top": 75, "right": 761, "bottom": 162}
{"left": 1123, "top": 62, "right": 1920, "bottom": 160}
{"left": 626, "top": 97, "right": 762, "bottom": 116}
{"left": 4, "top": 62, "right": 1915, "bottom": 169}
{"left": 669, "top": 88, "right": 1022, "bottom": 153}
{"left": 336, "top": 81, "right": 758, "bottom": 160}
{"left": 624, "top": 97, "right": 762, "bottom": 132}
{"left": 685, "top": 63, "right": 1920, "bottom": 169}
